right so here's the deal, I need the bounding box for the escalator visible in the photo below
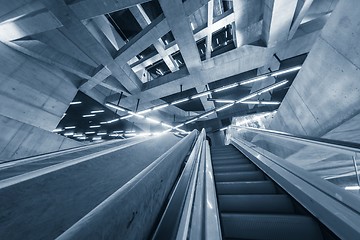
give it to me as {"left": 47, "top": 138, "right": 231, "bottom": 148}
{"left": 211, "top": 145, "right": 333, "bottom": 240}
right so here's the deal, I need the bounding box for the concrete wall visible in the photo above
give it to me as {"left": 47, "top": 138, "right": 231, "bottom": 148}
{"left": 0, "top": 115, "right": 83, "bottom": 162}
{"left": 0, "top": 41, "right": 82, "bottom": 160}
{"left": 269, "top": 0, "right": 360, "bottom": 142}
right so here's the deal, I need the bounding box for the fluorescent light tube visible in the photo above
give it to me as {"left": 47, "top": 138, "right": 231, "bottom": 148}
{"left": 199, "top": 111, "right": 215, "bottom": 119}
{"left": 64, "top": 132, "right": 74, "bottom": 136}
{"left": 236, "top": 93, "right": 258, "bottom": 103}
{"left": 64, "top": 126, "right": 76, "bottom": 129}
{"left": 105, "top": 102, "right": 126, "bottom": 112}
{"left": 113, "top": 130, "right": 124, "bottom": 133}
{"left": 107, "top": 118, "right": 120, "bottom": 124}
{"left": 83, "top": 114, "right": 96, "bottom": 118}
{"left": 257, "top": 81, "right": 288, "bottom": 95}
{"left": 175, "top": 123, "right": 185, "bottom": 128}
{"left": 240, "top": 76, "right": 268, "bottom": 85}
{"left": 52, "top": 128, "right": 63, "bottom": 132}
{"left": 216, "top": 103, "right": 234, "bottom": 112}
{"left": 137, "top": 109, "right": 152, "bottom": 114}
{"left": 85, "top": 131, "right": 95, "bottom": 134}
{"left": 120, "top": 115, "right": 133, "bottom": 120}
{"left": 153, "top": 104, "right": 169, "bottom": 110}
{"left": 91, "top": 110, "right": 104, "bottom": 113}
{"left": 171, "top": 98, "right": 189, "bottom": 105}
{"left": 271, "top": 66, "right": 301, "bottom": 77}
{"left": 191, "top": 91, "right": 211, "bottom": 99}
{"left": 70, "top": 101, "right": 81, "bottom": 105}
{"left": 89, "top": 125, "right": 101, "bottom": 128}
{"left": 185, "top": 118, "right": 198, "bottom": 124}
{"left": 220, "top": 127, "right": 228, "bottom": 131}
{"left": 215, "top": 99, "right": 235, "bottom": 103}
{"left": 214, "top": 83, "right": 238, "bottom": 93}
{"left": 161, "top": 123, "right": 173, "bottom": 128}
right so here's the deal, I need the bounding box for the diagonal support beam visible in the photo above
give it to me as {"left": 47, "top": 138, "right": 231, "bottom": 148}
{"left": 262, "top": 0, "right": 298, "bottom": 47}
{"left": 129, "top": 5, "right": 179, "bottom": 72}
{"left": 288, "top": 0, "right": 314, "bottom": 39}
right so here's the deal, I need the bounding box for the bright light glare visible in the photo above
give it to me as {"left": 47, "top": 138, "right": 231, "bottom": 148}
{"left": 52, "top": 128, "right": 63, "bottom": 133}
{"left": 146, "top": 118, "right": 160, "bottom": 124}
{"left": 64, "top": 126, "right": 76, "bottom": 129}
{"left": 161, "top": 123, "right": 173, "bottom": 128}
{"left": 64, "top": 132, "right": 74, "bottom": 136}
{"left": 89, "top": 125, "right": 101, "bottom": 128}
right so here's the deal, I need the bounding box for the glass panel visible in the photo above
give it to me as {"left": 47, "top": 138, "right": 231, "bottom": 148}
{"left": 228, "top": 127, "right": 360, "bottom": 198}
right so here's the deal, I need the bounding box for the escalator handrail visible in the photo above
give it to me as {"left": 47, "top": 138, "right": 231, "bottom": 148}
{"left": 230, "top": 126, "right": 360, "bottom": 154}
{"left": 231, "top": 136, "right": 360, "bottom": 240}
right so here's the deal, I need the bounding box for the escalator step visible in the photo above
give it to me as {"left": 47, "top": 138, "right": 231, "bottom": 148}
{"left": 218, "top": 194, "right": 294, "bottom": 214}
{"left": 211, "top": 156, "right": 248, "bottom": 161}
{"left": 221, "top": 213, "right": 323, "bottom": 240}
{"left": 215, "top": 171, "right": 264, "bottom": 182}
{"left": 216, "top": 181, "right": 276, "bottom": 195}
{"left": 213, "top": 164, "right": 256, "bottom": 173}
{"left": 212, "top": 159, "right": 250, "bottom": 166}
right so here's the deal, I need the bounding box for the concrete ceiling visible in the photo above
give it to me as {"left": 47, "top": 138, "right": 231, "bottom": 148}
{"left": 0, "top": 0, "right": 338, "bottom": 139}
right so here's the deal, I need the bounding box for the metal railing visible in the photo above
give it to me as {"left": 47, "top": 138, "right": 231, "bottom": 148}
{"left": 152, "top": 129, "right": 222, "bottom": 240}
{"left": 228, "top": 126, "right": 360, "bottom": 239}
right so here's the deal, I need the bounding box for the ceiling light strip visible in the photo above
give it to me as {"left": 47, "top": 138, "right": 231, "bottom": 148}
{"left": 180, "top": 80, "right": 289, "bottom": 125}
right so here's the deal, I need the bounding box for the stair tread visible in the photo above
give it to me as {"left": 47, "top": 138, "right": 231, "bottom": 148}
{"left": 218, "top": 194, "right": 295, "bottom": 214}
{"left": 221, "top": 213, "right": 323, "bottom": 240}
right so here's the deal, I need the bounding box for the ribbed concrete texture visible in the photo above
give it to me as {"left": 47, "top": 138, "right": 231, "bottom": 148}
{"left": 269, "top": 0, "right": 360, "bottom": 141}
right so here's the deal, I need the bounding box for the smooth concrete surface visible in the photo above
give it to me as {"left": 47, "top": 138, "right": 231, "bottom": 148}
{"left": 0, "top": 133, "right": 184, "bottom": 240}
{"left": 58, "top": 131, "right": 196, "bottom": 240}
{"left": 0, "top": 115, "right": 83, "bottom": 162}
{"left": 270, "top": 0, "right": 360, "bottom": 140}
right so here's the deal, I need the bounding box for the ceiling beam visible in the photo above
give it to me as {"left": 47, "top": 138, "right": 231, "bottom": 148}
{"left": 288, "top": 0, "right": 314, "bottom": 40}
{"left": 262, "top": 0, "right": 298, "bottom": 47}
{"left": 68, "top": 0, "right": 152, "bottom": 20}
